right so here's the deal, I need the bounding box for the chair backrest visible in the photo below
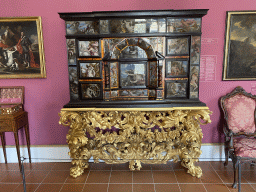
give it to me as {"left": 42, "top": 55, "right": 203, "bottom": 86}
{"left": 0, "top": 86, "right": 24, "bottom": 105}
{"left": 220, "top": 86, "right": 256, "bottom": 134}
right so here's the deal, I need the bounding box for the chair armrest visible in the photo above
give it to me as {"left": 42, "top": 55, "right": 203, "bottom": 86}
{"left": 234, "top": 132, "right": 256, "bottom": 137}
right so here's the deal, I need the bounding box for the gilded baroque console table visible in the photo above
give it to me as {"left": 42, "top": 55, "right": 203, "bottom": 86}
{"left": 59, "top": 106, "right": 211, "bottom": 178}
{"left": 58, "top": 9, "right": 211, "bottom": 178}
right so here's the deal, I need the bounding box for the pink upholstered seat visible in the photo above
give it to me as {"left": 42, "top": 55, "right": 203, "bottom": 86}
{"left": 234, "top": 137, "right": 256, "bottom": 158}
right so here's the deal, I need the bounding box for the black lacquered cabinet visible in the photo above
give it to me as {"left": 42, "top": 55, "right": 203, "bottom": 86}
{"left": 59, "top": 9, "right": 208, "bottom": 108}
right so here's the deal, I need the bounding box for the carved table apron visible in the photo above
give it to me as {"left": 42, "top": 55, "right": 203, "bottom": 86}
{"left": 59, "top": 107, "right": 211, "bottom": 178}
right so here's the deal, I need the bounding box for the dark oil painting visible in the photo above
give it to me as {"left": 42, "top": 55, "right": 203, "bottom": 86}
{"left": 224, "top": 12, "right": 256, "bottom": 80}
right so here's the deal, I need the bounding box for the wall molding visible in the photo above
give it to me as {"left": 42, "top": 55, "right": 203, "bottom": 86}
{"left": 0, "top": 144, "right": 227, "bottom": 163}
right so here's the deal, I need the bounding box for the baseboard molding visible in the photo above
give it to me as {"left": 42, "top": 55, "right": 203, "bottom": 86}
{"left": 0, "top": 144, "right": 227, "bottom": 163}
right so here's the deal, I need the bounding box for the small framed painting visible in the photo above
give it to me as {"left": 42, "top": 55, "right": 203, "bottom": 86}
{"left": 166, "top": 37, "right": 190, "bottom": 56}
{"left": 80, "top": 82, "right": 102, "bottom": 100}
{"left": 165, "top": 80, "right": 188, "bottom": 99}
{"left": 79, "top": 61, "right": 101, "bottom": 79}
{"left": 167, "top": 18, "right": 201, "bottom": 33}
{"left": 120, "top": 62, "right": 147, "bottom": 88}
{"left": 77, "top": 39, "right": 100, "bottom": 57}
{"left": 189, "top": 65, "right": 199, "bottom": 99}
{"left": 165, "top": 59, "right": 189, "bottom": 78}
{"left": 66, "top": 39, "right": 76, "bottom": 65}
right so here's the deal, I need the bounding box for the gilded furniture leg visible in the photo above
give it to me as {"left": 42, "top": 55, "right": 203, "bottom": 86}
{"left": 0, "top": 132, "right": 7, "bottom": 164}
{"left": 179, "top": 109, "right": 211, "bottom": 178}
{"left": 59, "top": 111, "right": 89, "bottom": 178}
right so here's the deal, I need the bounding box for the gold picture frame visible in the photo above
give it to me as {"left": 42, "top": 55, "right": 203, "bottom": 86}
{"left": 223, "top": 11, "right": 256, "bottom": 80}
{"left": 0, "top": 16, "right": 46, "bottom": 79}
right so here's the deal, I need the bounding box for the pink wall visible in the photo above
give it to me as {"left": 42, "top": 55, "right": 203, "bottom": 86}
{"left": 1, "top": 0, "right": 256, "bottom": 145}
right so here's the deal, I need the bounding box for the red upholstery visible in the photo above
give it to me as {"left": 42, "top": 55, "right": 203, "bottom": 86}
{"left": 224, "top": 94, "right": 256, "bottom": 133}
{"left": 234, "top": 137, "right": 256, "bottom": 158}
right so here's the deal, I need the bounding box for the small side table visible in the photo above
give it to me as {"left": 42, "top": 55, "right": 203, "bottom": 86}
{"left": 0, "top": 111, "right": 31, "bottom": 171}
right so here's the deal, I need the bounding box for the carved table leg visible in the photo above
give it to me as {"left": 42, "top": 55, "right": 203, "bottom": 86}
{"left": 179, "top": 142, "right": 203, "bottom": 178}
{"left": 179, "top": 109, "right": 212, "bottom": 178}
{"left": 59, "top": 111, "right": 89, "bottom": 178}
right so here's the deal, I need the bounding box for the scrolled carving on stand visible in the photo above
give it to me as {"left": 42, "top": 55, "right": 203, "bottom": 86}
{"left": 59, "top": 109, "right": 212, "bottom": 178}
{"left": 59, "top": 111, "right": 89, "bottom": 178}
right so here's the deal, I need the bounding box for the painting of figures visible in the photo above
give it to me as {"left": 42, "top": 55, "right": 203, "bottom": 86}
{"left": 79, "top": 62, "right": 101, "bottom": 78}
{"left": 110, "top": 62, "right": 118, "bottom": 88}
{"left": 66, "top": 21, "right": 99, "bottom": 35}
{"left": 166, "top": 59, "right": 188, "bottom": 77}
{"left": 190, "top": 66, "right": 199, "bottom": 99}
{"left": 223, "top": 11, "right": 256, "bottom": 80}
{"left": 167, "top": 37, "right": 189, "bottom": 55}
{"left": 68, "top": 67, "right": 79, "bottom": 100}
{"left": 191, "top": 36, "right": 201, "bottom": 64}
{"left": 81, "top": 83, "right": 102, "bottom": 99}
{"left": 165, "top": 81, "right": 187, "bottom": 98}
{"left": 120, "top": 63, "right": 146, "bottom": 88}
{"left": 0, "top": 17, "right": 46, "bottom": 78}
{"left": 78, "top": 40, "right": 100, "bottom": 57}
{"left": 66, "top": 39, "right": 76, "bottom": 65}
{"left": 167, "top": 18, "right": 201, "bottom": 33}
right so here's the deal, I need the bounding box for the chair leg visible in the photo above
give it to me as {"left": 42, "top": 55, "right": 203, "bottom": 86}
{"left": 238, "top": 160, "right": 241, "bottom": 192}
{"left": 232, "top": 158, "right": 239, "bottom": 188}
{"left": 0, "top": 133, "right": 7, "bottom": 164}
{"left": 224, "top": 144, "right": 229, "bottom": 166}
{"left": 13, "top": 131, "right": 22, "bottom": 172}
{"left": 24, "top": 124, "right": 31, "bottom": 163}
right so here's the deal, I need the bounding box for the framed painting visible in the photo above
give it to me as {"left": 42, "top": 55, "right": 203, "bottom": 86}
{"left": 167, "top": 18, "right": 201, "bottom": 33}
{"left": 80, "top": 82, "right": 102, "bottom": 100}
{"left": 110, "top": 62, "right": 118, "bottom": 88}
{"left": 66, "top": 21, "right": 99, "bottom": 35}
{"left": 189, "top": 65, "right": 199, "bottom": 99}
{"left": 165, "top": 59, "right": 189, "bottom": 78}
{"left": 119, "top": 89, "right": 148, "bottom": 97}
{"left": 0, "top": 16, "right": 46, "bottom": 78}
{"left": 79, "top": 61, "right": 101, "bottom": 79}
{"left": 223, "top": 11, "right": 256, "bottom": 80}
{"left": 166, "top": 37, "right": 190, "bottom": 56}
{"left": 68, "top": 66, "right": 79, "bottom": 100}
{"left": 120, "top": 62, "right": 147, "bottom": 88}
{"left": 66, "top": 39, "right": 76, "bottom": 65}
{"left": 77, "top": 39, "right": 100, "bottom": 57}
{"left": 165, "top": 80, "right": 188, "bottom": 99}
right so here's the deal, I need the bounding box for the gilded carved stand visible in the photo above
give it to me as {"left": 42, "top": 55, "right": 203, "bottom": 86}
{"left": 59, "top": 107, "right": 211, "bottom": 178}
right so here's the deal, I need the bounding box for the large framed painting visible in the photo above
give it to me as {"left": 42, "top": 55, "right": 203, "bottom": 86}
{"left": 223, "top": 11, "right": 256, "bottom": 80}
{"left": 0, "top": 16, "right": 46, "bottom": 78}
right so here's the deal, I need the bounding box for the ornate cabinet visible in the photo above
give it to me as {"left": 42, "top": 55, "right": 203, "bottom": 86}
{"left": 59, "top": 9, "right": 211, "bottom": 178}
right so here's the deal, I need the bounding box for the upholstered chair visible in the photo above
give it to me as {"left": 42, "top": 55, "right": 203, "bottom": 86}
{"left": 220, "top": 86, "right": 256, "bottom": 191}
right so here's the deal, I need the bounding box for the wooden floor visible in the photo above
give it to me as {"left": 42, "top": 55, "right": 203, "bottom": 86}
{"left": 0, "top": 161, "right": 255, "bottom": 192}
